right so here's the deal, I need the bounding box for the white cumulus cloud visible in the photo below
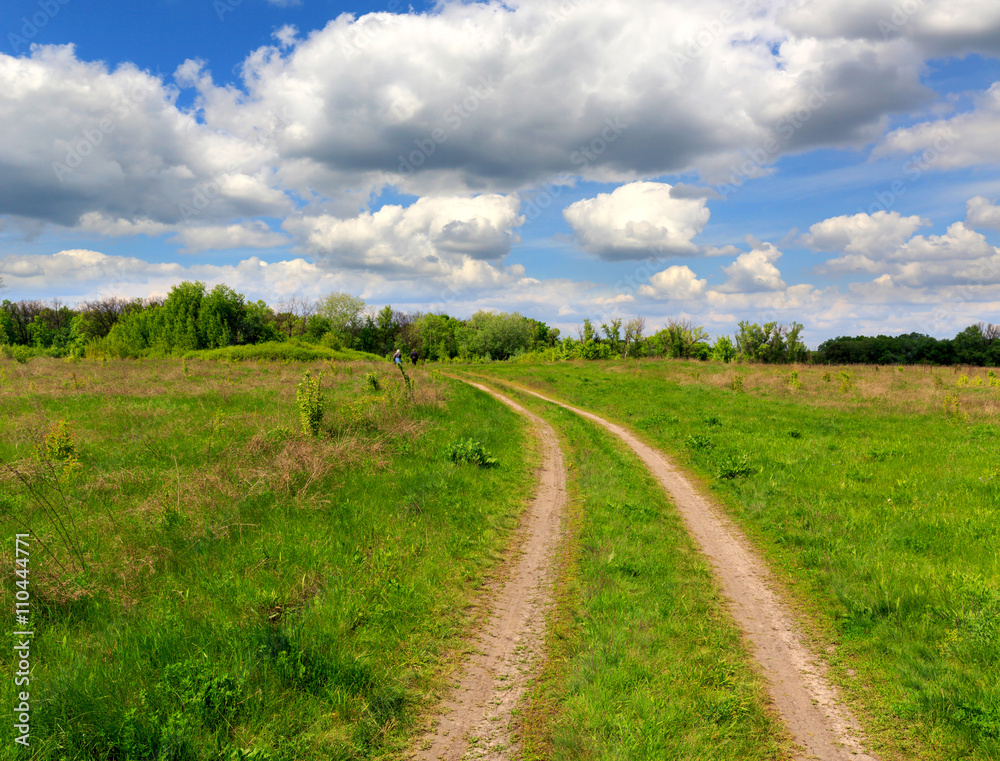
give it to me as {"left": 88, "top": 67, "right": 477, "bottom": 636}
{"left": 638, "top": 265, "right": 708, "bottom": 300}
{"left": 716, "top": 243, "right": 787, "bottom": 293}
{"left": 563, "top": 182, "right": 711, "bottom": 260}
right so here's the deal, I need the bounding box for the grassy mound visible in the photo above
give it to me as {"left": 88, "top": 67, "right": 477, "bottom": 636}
{"left": 183, "top": 341, "right": 382, "bottom": 363}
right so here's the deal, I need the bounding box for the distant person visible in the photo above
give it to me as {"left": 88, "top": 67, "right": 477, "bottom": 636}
{"left": 393, "top": 349, "right": 402, "bottom": 365}
{"left": 410, "top": 349, "right": 418, "bottom": 366}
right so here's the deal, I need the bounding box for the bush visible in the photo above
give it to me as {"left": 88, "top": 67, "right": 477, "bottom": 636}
{"left": 296, "top": 371, "right": 325, "bottom": 437}
{"left": 716, "top": 452, "right": 754, "bottom": 479}
{"left": 447, "top": 439, "right": 499, "bottom": 468}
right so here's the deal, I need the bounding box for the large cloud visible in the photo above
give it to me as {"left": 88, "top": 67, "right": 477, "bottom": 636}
{"left": 283, "top": 193, "right": 524, "bottom": 286}
{"left": 563, "top": 182, "right": 710, "bottom": 260}
{"left": 801, "top": 210, "right": 929, "bottom": 255}
{"left": 0, "top": 0, "right": 941, "bottom": 237}
{"left": 186, "top": 0, "right": 930, "bottom": 195}
{"left": 876, "top": 82, "right": 1000, "bottom": 169}
{"left": 778, "top": 0, "right": 1000, "bottom": 57}
{"left": 810, "top": 215, "right": 1000, "bottom": 285}
{"left": 0, "top": 46, "right": 290, "bottom": 229}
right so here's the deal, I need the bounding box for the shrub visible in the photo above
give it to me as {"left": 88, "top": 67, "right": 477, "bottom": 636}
{"left": 839, "top": 370, "right": 855, "bottom": 394}
{"left": 448, "top": 439, "right": 499, "bottom": 468}
{"left": 296, "top": 371, "right": 325, "bottom": 437}
{"left": 39, "top": 419, "right": 78, "bottom": 464}
{"left": 716, "top": 452, "right": 754, "bottom": 479}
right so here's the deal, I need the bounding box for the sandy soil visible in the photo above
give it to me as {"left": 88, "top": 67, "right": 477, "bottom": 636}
{"left": 500, "top": 381, "right": 880, "bottom": 761}
{"left": 408, "top": 382, "right": 566, "bottom": 761}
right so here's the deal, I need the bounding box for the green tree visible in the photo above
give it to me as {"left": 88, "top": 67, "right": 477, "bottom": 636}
{"left": 735, "top": 321, "right": 807, "bottom": 363}
{"left": 649, "top": 319, "right": 709, "bottom": 359}
{"left": 317, "top": 291, "right": 367, "bottom": 340}
{"left": 953, "top": 324, "right": 991, "bottom": 366}
{"left": 711, "top": 335, "right": 737, "bottom": 363}
{"left": 460, "top": 311, "right": 534, "bottom": 360}
{"left": 623, "top": 317, "right": 645, "bottom": 358}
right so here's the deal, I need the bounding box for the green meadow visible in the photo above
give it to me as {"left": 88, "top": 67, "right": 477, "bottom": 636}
{"left": 471, "top": 359, "right": 1000, "bottom": 760}
{"left": 3, "top": 355, "right": 998, "bottom": 760}
{"left": 0, "top": 358, "right": 534, "bottom": 759}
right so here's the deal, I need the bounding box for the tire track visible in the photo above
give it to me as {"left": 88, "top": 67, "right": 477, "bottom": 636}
{"left": 409, "top": 382, "right": 566, "bottom": 761}
{"left": 465, "top": 376, "right": 879, "bottom": 761}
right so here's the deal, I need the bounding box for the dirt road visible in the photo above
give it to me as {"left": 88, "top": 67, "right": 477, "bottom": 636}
{"left": 416, "top": 375, "right": 878, "bottom": 760}
{"left": 409, "top": 382, "right": 566, "bottom": 760}
{"left": 487, "top": 379, "right": 879, "bottom": 761}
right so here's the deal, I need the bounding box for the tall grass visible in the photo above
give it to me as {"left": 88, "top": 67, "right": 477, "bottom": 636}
{"left": 476, "top": 359, "right": 1000, "bottom": 761}
{"left": 0, "top": 358, "right": 533, "bottom": 758}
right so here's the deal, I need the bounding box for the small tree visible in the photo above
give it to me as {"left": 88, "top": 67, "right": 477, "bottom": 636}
{"left": 711, "top": 335, "right": 737, "bottom": 363}
{"left": 623, "top": 317, "right": 646, "bottom": 358}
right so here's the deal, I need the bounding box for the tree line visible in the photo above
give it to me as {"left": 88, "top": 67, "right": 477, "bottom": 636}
{"left": 0, "top": 281, "right": 996, "bottom": 366}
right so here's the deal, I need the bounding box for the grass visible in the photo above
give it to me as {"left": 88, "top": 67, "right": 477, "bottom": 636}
{"left": 182, "top": 341, "right": 382, "bottom": 363}
{"left": 472, "top": 359, "right": 1000, "bottom": 760}
{"left": 0, "top": 357, "right": 533, "bottom": 759}
{"left": 506, "top": 389, "right": 791, "bottom": 760}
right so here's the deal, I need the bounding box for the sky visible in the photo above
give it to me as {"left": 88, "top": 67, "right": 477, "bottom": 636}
{"left": 1, "top": 0, "right": 999, "bottom": 346}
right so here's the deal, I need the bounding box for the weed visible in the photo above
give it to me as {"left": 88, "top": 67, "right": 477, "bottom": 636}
{"left": 839, "top": 370, "right": 855, "bottom": 394}
{"left": 822, "top": 371, "right": 831, "bottom": 383}
{"left": 934, "top": 374, "right": 945, "bottom": 388}
{"left": 685, "top": 434, "right": 712, "bottom": 450}
{"left": 989, "top": 370, "right": 999, "bottom": 388}
{"left": 716, "top": 452, "right": 754, "bottom": 479}
{"left": 957, "top": 374, "right": 970, "bottom": 387}
{"left": 788, "top": 430, "right": 802, "bottom": 439}
{"left": 396, "top": 363, "right": 413, "bottom": 395}
{"left": 943, "top": 394, "right": 968, "bottom": 422}
{"left": 704, "top": 415, "right": 723, "bottom": 426}
{"left": 365, "top": 372, "right": 380, "bottom": 392}
{"left": 296, "top": 371, "right": 325, "bottom": 437}
{"left": 448, "top": 438, "right": 499, "bottom": 468}
{"left": 731, "top": 373, "right": 744, "bottom": 392}
{"left": 787, "top": 370, "right": 802, "bottom": 389}
{"left": 39, "top": 420, "right": 78, "bottom": 465}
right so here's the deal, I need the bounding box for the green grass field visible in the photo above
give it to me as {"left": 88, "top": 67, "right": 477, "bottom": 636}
{"left": 0, "top": 358, "right": 534, "bottom": 759}
{"left": 471, "top": 359, "right": 1000, "bottom": 760}
{"left": 4, "top": 356, "right": 998, "bottom": 760}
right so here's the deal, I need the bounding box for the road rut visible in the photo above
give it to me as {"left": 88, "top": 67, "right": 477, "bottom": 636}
{"left": 409, "top": 382, "right": 566, "bottom": 760}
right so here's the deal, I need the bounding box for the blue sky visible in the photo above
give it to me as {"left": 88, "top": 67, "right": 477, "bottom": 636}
{"left": 2, "top": 0, "right": 1000, "bottom": 346}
